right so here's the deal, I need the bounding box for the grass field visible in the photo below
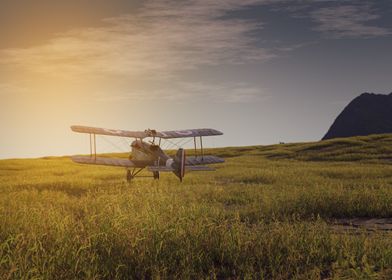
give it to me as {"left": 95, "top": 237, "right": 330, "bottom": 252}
{"left": 1, "top": 134, "right": 392, "bottom": 279}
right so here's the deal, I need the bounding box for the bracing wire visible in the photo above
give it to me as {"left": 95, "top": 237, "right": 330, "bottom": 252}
{"left": 99, "top": 136, "right": 130, "bottom": 154}
{"left": 120, "top": 137, "right": 131, "bottom": 150}
{"left": 161, "top": 137, "right": 194, "bottom": 151}
{"left": 162, "top": 138, "right": 181, "bottom": 150}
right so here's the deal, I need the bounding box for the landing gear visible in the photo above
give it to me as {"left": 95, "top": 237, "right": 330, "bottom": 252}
{"left": 126, "top": 169, "right": 133, "bottom": 182}
{"left": 126, "top": 168, "right": 160, "bottom": 182}
{"left": 125, "top": 168, "right": 144, "bottom": 182}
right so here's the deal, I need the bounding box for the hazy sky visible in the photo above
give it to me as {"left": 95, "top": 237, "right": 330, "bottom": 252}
{"left": 0, "top": 0, "right": 391, "bottom": 158}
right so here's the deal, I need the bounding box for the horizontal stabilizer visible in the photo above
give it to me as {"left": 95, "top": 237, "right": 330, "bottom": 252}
{"left": 147, "top": 165, "right": 214, "bottom": 172}
{"left": 186, "top": 165, "right": 215, "bottom": 171}
{"left": 71, "top": 156, "right": 135, "bottom": 167}
{"left": 148, "top": 166, "right": 175, "bottom": 172}
{"left": 186, "top": 155, "right": 224, "bottom": 165}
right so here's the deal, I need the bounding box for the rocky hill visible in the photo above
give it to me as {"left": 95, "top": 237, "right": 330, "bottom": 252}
{"left": 323, "top": 92, "right": 392, "bottom": 140}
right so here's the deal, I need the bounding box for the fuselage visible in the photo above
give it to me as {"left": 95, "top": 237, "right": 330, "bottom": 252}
{"left": 130, "top": 140, "right": 171, "bottom": 167}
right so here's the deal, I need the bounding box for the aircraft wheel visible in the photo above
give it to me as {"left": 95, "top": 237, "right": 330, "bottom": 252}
{"left": 153, "top": 171, "right": 160, "bottom": 180}
{"left": 126, "top": 170, "right": 133, "bottom": 182}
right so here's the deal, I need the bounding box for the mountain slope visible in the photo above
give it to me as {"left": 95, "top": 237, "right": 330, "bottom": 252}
{"left": 323, "top": 92, "right": 392, "bottom": 140}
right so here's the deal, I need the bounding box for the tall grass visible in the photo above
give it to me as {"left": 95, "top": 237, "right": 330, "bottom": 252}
{"left": 1, "top": 135, "right": 392, "bottom": 278}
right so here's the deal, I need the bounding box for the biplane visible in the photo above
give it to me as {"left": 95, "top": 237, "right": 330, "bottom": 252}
{"left": 70, "top": 125, "right": 224, "bottom": 182}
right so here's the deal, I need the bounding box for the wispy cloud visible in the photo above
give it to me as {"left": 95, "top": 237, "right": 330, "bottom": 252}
{"left": 0, "top": 0, "right": 277, "bottom": 103}
{"left": 310, "top": 4, "right": 391, "bottom": 38}
{"left": 0, "top": 83, "right": 30, "bottom": 96}
{"left": 271, "top": 1, "right": 390, "bottom": 39}
{"left": 0, "top": 0, "right": 272, "bottom": 79}
{"left": 3, "top": 0, "right": 387, "bottom": 104}
{"left": 94, "top": 81, "right": 267, "bottom": 103}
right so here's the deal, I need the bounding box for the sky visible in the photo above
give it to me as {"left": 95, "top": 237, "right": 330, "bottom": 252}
{"left": 0, "top": 0, "right": 391, "bottom": 158}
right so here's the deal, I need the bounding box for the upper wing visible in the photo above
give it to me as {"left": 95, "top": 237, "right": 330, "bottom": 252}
{"left": 71, "top": 125, "right": 223, "bottom": 139}
{"left": 71, "top": 156, "right": 135, "bottom": 167}
{"left": 158, "top": 128, "right": 223, "bottom": 139}
{"left": 186, "top": 155, "right": 224, "bottom": 165}
{"left": 71, "top": 125, "right": 148, "bottom": 138}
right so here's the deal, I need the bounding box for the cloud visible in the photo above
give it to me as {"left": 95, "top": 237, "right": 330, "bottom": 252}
{"left": 0, "top": 83, "right": 30, "bottom": 96}
{"left": 94, "top": 81, "right": 267, "bottom": 103}
{"left": 0, "top": 0, "right": 279, "bottom": 104}
{"left": 0, "top": 0, "right": 273, "bottom": 80}
{"left": 270, "top": 1, "right": 390, "bottom": 39}
{"left": 310, "top": 4, "right": 391, "bottom": 38}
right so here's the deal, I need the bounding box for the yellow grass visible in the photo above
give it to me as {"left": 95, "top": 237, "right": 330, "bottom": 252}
{"left": 1, "top": 134, "right": 392, "bottom": 279}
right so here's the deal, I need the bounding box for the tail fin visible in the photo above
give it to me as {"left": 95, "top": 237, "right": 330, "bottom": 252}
{"left": 173, "top": 148, "right": 186, "bottom": 182}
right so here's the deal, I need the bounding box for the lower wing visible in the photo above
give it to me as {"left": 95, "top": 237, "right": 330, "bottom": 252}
{"left": 185, "top": 155, "right": 224, "bottom": 165}
{"left": 71, "top": 156, "right": 135, "bottom": 168}
{"left": 148, "top": 166, "right": 215, "bottom": 172}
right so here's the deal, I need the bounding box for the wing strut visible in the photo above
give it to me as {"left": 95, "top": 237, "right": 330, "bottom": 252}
{"left": 200, "top": 136, "right": 204, "bottom": 160}
{"left": 89, "top": 133, "right": 97, "bottom": 161}
{"left": 193, "top": 137, "right": 197, "bottom": 157}
{"left": 192, "top": 136, "right": 204, "bottom": 160}
{"left": 89, "top": 134, "right": 92, "bottom": 156}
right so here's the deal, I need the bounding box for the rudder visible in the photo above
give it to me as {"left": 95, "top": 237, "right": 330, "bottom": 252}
{"left": 173, "top": 148, "right": 186, "bottom": 182}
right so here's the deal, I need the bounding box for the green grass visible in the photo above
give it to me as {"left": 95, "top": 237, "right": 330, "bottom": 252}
{"left": 1, "top": 134, "right": 392, "bottom": 279}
